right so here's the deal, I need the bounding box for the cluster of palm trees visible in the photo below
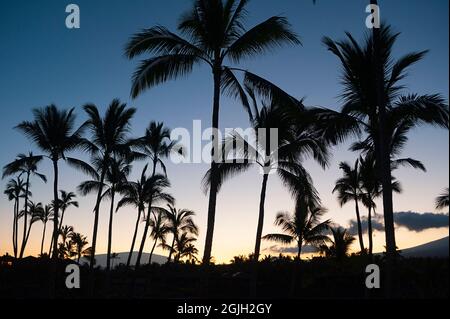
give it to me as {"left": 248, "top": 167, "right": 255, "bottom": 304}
{"left": 2, "top": 0, "right": 449, "bottom": 269}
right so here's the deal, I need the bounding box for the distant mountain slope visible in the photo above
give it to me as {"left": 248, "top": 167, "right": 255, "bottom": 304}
{"left": 401, "top": 236, "right": 449, "bottom": 258}
{"left": 81, "top": 252, "right": 168, "bottom": 268}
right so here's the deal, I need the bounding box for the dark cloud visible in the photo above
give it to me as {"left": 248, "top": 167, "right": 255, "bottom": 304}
{"left": 347, "top": 211, "right": 449, "bottom": 234}
{"left": 264, "top": 245, "right": 318, "bottom": 254}
{"left": 394, "top": 211, "right": 449, "bottom": 232}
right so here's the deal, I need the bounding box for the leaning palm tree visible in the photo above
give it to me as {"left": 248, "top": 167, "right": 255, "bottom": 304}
{"left": 262, "top": 197, "right": 330, "bottom": 260}
{"left": 147, "top": 208, "right": 170, "bottom": 265}
{"left": 333, "top": 160, "right": 365, "bottom": 254}
{"left": 35, "top": 204, "right": 54, "bottom": 256}
{"left": 20, "top": 201, "right": 44, "bottom": 255}
{"left": 3, "top": 177, "right": 27, "bottom": 258}
{"left": 82, "top": 99, "right": 136, "bottom": 270}
{"left": 56, "top": 191, "right": 78, "bottom": 231}
{"left": 16, "top": 105, "right": 86, "bottom": 259}
{"left": 203, "top": 100, "right": 326, "bottom": 261}
{"left": 164, "top": 205, "right": 199, "bottom": 263}
{"left": 320, "top": 227, "right": 355, "bottom": 261}
{"left": 70, "top": 232, "right": 91, "bottom": 263}
{"left": 116, "top": 165, "right": 151, "bottom": 267}
{"left": 125, "top": 0, "right": 300, "bottom": 263}
{"left": 135, "top": 174, "right": 174, "bottom": 268}
{"left": 323, "top": 24, "right": 449, "bottom": 260}
{"left": 2, "top": 152, "right": 47, "bottom": 258}
{"left": 436, "top": 188, "right": 449, "bottom": 211}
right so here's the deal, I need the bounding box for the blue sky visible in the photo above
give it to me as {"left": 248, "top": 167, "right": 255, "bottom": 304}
{"left": 0, "top": 0, "right": 448, "bottom": 262}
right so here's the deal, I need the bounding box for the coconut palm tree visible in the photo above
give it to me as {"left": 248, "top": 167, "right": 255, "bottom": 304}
{"left": 323, "top": 24, "right": 449, "bottom": 260}
{"left": 164, "top": 205, "right": 199, "bottom": 263}
{"left": 436, "top": 188, "right": 449, "bottom": 211}
{"left": 20, "top": 201, "right": 44, "bottom": 255}
{"left": 203, "top": 100, "right": 326, "bottom": 260}
{"left": 173, "top": 233, "right": 198, "bottom": 263}
{"left": 333, "top": 160, "right": 365, "bottom": 254}
{"left": 34, "top": 204, "right": 54, "bottom": 256}
{"left": 16, "top": 105, "right": 86, "bottom": 259}
{"left": 262, "top": 197, "right": 330, "bottom": 260}
{"left": 56, "top": 191, "right": 78, "bottom": 231}
{"left": 2, "top": 152, "right": 47, "bottom": 258}
{"left": 70, "top": 232, "right": 91, "bottom": 263}
{"left": 116, "top": 165, "right": 150, "bottom": 267}
{"left": 59, "top": 225, "right": 74, "bottom": 247}
{"left": 135, "top": 174, "right": 174, "bottom": 268}
{"left": 147, "top": 208, "right": 170, "bottom": 265}
{"left": 125, "top": 0, "right": 300, "bottom": 264}
{"left": 82, "top": 99, "right": 136, "bottom": 269}
{"left": 320, "top": 227, "right": 355, "bottom": 260}
{"left": 3, "top": 177, "right": 27, "bottom": 258}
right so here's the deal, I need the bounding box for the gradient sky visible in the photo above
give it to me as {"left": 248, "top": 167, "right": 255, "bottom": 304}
{"left": 0, "top": 0, "right": 448, "bottom": 263}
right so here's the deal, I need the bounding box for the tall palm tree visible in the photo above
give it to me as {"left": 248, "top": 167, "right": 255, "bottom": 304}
{"left": 134, "top": 122, "right": 179, "bottom": 177}
{"left": 436, "top": 188, "right": 449, "bottom": 211}
{"left": 116, "top": 165, "right": 150, "bottom": 267}
{"left": 164, "top": 205, "right": 199, "bottom": 263}
{"left": 16, "top": 105, "right": 86, "bottom": 259}
{"left": 3, "top": 177, "right": 27, "bottom": 258}
{"left": 135, "top": 174, "right": 174, "bottom": 268}
{"left": 125, "top": 0, "right": 300, "bottom": 263}
{"left": 70, "top": 232, "right": 91, "bottom": 263}
{"left": 2, "top": 152, "right": 47, "bottom": 258}
{"left": 262, "top": 198, "right": 330, "bottom": 260}
{"left": 82, "top": 99, "right": 136, "bottom": 269}
{"left": 323, "top": 24, "right": 449, "bottom": 260}
{"left": 333, "top": 160, "right": 365, "bottom": 253}
{"left": 35, "top": 205, "right": 54, "bottom": 256}
{"left": 147, "top": 208, "right": 170, "bottom": 265}
{"left": 203, "top": 100, "right": 326, "bottom": 260}
{"left": 320, "top": 227, "right": 355, "bottom": 260}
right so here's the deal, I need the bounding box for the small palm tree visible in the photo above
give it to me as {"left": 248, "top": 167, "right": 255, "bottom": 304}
{"left": 21, "top": 201, "right": 44, "bottom": 255}
{"left": 320, "top": 227, "right": 355, "bottom": 260}
{"left": 16, "top": 105, "right": 86, "bottom": 259}
{"left": 263, "top": 198, "right": 330, "bottom": 260}
{"left": 164, "top": 205, "right": 199, "bottom": 263}
{"left": 56, "top": 191, "right": 78, "bottom": 231}
{"left": 147, "top": 208, "right": 170, "bottom": 265}
{"left": 436, "top": 188, "right": 449, "bottom": 211}
{"left": 2, "top": 152, "right": 47, "bottom": 258}
{"left": 125, "top": 0, "right": 300, "bottom": 264}
{"left": 116, "top": 165, "right": 150, "bottom": 267}
{"left": 3, "top": 177, "right": 27, "bottom": 258}
{"left": 59, "top": 225, "right": 74, "bottom": 246}
{"left": 70, "top": 232, "right": 91, "bottom": 263}
{"left": 34, "top": 205, "right": 54, "bottom": 256}
{"left": 173, "top": 233, "right": 198, "bottom": 263}
{"left": 82, "top": 99, "right": 136, "bottom": 270}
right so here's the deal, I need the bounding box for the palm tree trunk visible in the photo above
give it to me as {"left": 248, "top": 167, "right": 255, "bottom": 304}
{"left": 19, "top": 172, "right": 30, "bottom": 258}
{"left": 203, "top": 62, "right": 222, "bottom": 265}
{"left": 12, "top": 200, "right": 18, "bottom": 258}
{"left": 58, "top": 209, "right": 66, "bottom": 232}
{"left": 24, "top": 222, "right": 33, "bottom": 251}
{"left": 90, "top": 167, "right": 107, "bottom": 270}
{"left": 167, "top": 234, "right": 176, "bottom": 263}
{"left": 40, "top": 222, "right": 47, "bottom": 256}
{"left": 354, "top": 198, "right": 365, "bottom": 253}
{"left": 368, "top": 206, "right": 373, "bottom": 257}
{"left": 148, "top": 237, "right": 158, "bottom": 265}
{"left": 106, "top": 189, "right": 116, "bottom": 271}
{"left": 297, "top": 240, "right": 303, "bottom": 260}
{"left": 127, "top": 208, "right": 142, "bottom": 267}
{"left": 51, "top": 160, "right": 60, "bottom": 260}
{"left": 254, "top": 174, "right": 269, "bottom": 261}
{"left": 136, "top": 204, "right": 152, "bottom": 268}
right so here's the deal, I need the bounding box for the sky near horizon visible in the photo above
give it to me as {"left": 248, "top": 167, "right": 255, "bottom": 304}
{"left": 0, "top": 0, "right": 448, "bottom": 263}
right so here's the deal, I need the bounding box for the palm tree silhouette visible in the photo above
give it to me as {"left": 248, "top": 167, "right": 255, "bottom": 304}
{"left": 21, "top": 201, "right": 44, "bottom": 255}
{"left": 2, "top": 152, "right": 47, "bottom": 258}
{"left": 35, "top": 205, "right": 54, "bottom": 256}
{"left": 3, "top": 177, "right": 27, "bottom": 258}
{"left": 323, "top": 24, "right": 449, "bottom": 259}
{"left": 163, "top": 205, "right": 198, "bottom": 263}
{"left": 58, "top": 225, "right": 74, "bottom": 247}
{"left": 203, "top": 100, "right": 325, "bottom": 260}
{"left": 82, "top": 99, "right": 136, "bottom": 270}
{"left": 435, "top": 188, "right": 449, "bottom": 211}
{"left": 125, "top": 0, "right": 300, "bottom": 264}
{"left": 172, "top": 233, "right": 198, "bottom": 263}
{"left": 320, "top": 227, "right": 355, "bottom": 261}
{"left": 70, "top": 232, "right": 90, "bottom": 263}
{"left": 16, "top": 105, "right": 86, "bottom": 259}
{"left": 135, "top": 174, "right": 174, "bottom": 268}
{"left": 146, "top": 207, "right": 170, "bottom": 265}
{"left": 333, "top": 160, "right": 365, "bottom": 254}
{"left": 116, "top": 165, "right": 150, "bottom": 267}
{"left": 263, "top": 197, "right": 330, "bottom": 260}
